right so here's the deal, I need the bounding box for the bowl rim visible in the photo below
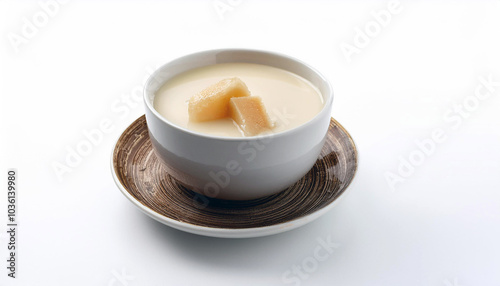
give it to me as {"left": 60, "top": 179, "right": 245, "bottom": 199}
{"left": 143, "top": 48, "right": 334, "bottom": 142}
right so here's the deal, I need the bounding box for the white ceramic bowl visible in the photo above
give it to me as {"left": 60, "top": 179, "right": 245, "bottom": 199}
{"left": 144, "top": 49, "right": 333, "bottom": 200}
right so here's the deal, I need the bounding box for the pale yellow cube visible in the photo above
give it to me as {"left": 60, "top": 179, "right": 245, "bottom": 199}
{"left": 188, "top": 77, "right": 250, "bottom": 122}
{"left": 229, "top": 96, "right": 274, "bottom": 136}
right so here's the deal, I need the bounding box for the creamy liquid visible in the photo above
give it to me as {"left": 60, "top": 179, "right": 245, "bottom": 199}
{"left": 154, "top": 63, "right": 324, "bottom": 137}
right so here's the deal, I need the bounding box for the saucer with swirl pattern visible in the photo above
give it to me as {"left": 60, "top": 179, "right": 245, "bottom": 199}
{"left": 111, "top": 115, "right": 357, "bottom": 238}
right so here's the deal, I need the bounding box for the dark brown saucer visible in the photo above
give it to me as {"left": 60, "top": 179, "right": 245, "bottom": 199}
{"left": 111, "top": 115, "right": 357, "bottom": 238}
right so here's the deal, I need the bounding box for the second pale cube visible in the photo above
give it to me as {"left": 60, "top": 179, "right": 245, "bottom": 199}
{"left": 229, "top": 96, "right": 274, "bottom": 136}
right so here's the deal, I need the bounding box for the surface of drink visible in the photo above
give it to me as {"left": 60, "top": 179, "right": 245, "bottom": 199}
{"left": 154, "top": 62, "right": 324, "bottom": 137}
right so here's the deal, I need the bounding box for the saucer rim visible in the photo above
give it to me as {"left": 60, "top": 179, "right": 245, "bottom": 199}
{"left": 111, "top": 115, "right": 358, "bottom": 238}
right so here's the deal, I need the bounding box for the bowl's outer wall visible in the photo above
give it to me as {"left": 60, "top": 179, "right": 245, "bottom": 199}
{"left": 144, "top": 49, "right": 333, "bottom": 200}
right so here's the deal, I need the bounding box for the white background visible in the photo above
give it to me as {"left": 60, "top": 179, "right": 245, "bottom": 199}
{"left": 1, "top": 0, "right": 500, "bottom": 285}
